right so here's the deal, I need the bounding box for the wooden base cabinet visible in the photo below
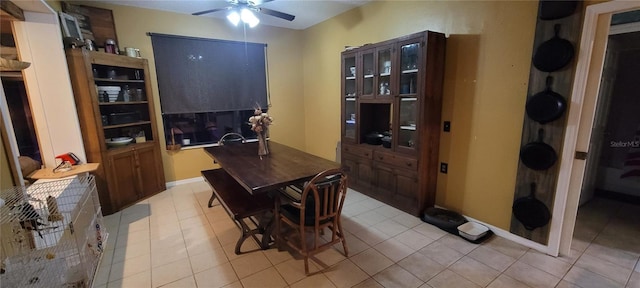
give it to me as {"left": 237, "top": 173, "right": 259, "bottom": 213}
{"left": 341, "top": 31, "right": 445, "bottom": 216}
{"left": 66, "top": 49, "right": 166, "bottom": 215}
{"left": 106, "top": 143, "right": 164, "bottom": 210}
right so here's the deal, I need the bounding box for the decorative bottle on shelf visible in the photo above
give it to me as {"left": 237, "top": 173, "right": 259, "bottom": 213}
{"left": 122, "top": 85, "right": 131, "bottom": 102}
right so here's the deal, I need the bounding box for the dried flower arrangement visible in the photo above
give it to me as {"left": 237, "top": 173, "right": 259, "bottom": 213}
{"left": 248, "top": 106, "right": 273, "bottom": 156}
{"left": 248, "top": 106, "right": 273, "bottom": 133}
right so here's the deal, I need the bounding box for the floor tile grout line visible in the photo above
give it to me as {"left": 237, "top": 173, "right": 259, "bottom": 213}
{"left": 100, "top": 187, "right": 639, "bottom": 288}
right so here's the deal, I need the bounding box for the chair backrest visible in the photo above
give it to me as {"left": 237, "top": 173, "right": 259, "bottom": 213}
{"left": 298, "top": 168, "right": 347, "bottom": 227}
{"left": 217, "top": 133, "right": 246, "bottom": 146}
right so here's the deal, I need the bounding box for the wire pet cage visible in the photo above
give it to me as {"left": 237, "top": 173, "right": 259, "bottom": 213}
{"left": 0, "top": 174, "right": 107, "bottom": 288}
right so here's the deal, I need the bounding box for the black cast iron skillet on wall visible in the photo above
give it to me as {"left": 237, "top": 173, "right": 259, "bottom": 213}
{"left": 526, "top": 76, "right": 567, "bottom": 124}
{"left": 520, "top": 128, "right": 557, "bottom": 170}
{"left": 533, "top": 24, "right": 575, "bottom": 72}
{"left": 513, "top": 183, "right": 551, "bottom": 230}
{"left": 538, "top": 0, "right": 578, "bottom": 20}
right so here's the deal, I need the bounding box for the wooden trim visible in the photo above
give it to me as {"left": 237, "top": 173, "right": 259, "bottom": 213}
{"left": 554, "top": 0, "right": 640, "bottom": 257}
{"left": 509, "top": 1, "right": 583, "bottom": 245}
{"left": 0, "top": 0, "right": 25, "bottom": 21}
{"left": 0, "top": 105, "right": 21, "bottom": 186}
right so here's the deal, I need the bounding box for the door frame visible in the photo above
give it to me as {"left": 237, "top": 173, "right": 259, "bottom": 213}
{"left": 550, "top": 0, "right": 640, "bottom": 256}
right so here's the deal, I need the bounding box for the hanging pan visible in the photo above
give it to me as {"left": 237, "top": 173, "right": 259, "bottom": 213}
{"left": 513, "top": 183, "right": 551, "bottom": 230}
{"left": 526, "top": 76, "right": 567, "bottom": 124}
{"left": 538, "top": 0, "right": 578, "bottom": 20}
{"left": 533, "top": 24, "right": 574, "bottom": 72}
{"left": 520, "top": 128, "right": 557, "bottom": 170}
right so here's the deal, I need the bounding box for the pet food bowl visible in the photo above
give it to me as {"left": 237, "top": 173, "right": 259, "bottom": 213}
{"left": 457, "top": 222, "right": 489, "bottom": 241}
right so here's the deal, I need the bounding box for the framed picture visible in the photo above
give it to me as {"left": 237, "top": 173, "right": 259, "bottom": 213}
{"left": 59, "top": 12, "right": 83, "bottom": 40}
{"left": 62, "top": 2, "right": 118, "bottom": 47}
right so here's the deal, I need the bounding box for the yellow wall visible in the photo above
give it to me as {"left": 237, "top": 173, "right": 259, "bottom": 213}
{"left": 302, "top": 1, "right": 538, "bottom": 229}
{"left": 67, "top": 2, "right": 306, "bottom": 182}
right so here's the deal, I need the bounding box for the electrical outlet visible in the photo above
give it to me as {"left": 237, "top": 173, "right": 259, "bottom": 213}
{"left": 443, "top": 121, "right": 451, "bottom": 132}
{"left": 440, "top": 162, "right": 448, "bottom": 174}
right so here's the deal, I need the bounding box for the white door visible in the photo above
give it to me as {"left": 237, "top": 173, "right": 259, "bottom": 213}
{"left": 577, "top": 35, "right": 621, "bottom": 206}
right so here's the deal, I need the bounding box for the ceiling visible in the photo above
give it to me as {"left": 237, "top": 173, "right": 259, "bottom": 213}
{"left": 90, "top": 0, "right": 371, "bottom": 30}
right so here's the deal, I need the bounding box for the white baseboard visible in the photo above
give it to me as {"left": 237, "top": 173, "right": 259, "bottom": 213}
{"left": 461, "top": 214, "right": 551, "bottom": 255}
{"left": 434, "top": 205, "right": 552, "bottom": 255}
{"left": 166, "top": 176, "right": 204, "bottom": 188}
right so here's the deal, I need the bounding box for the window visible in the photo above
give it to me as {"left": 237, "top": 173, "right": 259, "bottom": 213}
{"left": 163, "top": 110, "right": 266, "bottom": 147}
{"left": 150, "top": 33, "right": 268, "bottom": 147}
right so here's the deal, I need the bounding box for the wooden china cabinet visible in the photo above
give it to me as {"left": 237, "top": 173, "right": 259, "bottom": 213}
{"left": 66, "top": 49, "right": 165, "bottom": 215}
{"left": 341, "top": 31, "right": 446, "bottom": 216}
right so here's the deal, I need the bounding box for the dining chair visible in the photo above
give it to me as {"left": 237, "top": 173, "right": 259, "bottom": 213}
{"left": 217, "top": 132, "right": 246, "bottom": 145}
{"left": 208, "top": 132, "right": 247, "bottom": 207}
{"left": 275, "top": 168, "right": 349, "bottom": 275}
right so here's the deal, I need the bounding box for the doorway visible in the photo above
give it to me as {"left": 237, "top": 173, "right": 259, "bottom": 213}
{"left": 579, "top": 29, "right": 640, "bottom": 207}
{"left": 1, "top": 18, "right": 41, "bottom": 186}
{"left": 556, "top": 11, "right": 640, "bottom": 286}
{"left": 553, "top": 1, "right": 640, "bottom": 259}
{"left": 569, "top": 16, "right": 640, "bottom": 279}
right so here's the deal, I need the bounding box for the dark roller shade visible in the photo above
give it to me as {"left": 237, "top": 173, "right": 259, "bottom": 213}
{"left": 150, "top": 33, "right": 267, "bottom": 114}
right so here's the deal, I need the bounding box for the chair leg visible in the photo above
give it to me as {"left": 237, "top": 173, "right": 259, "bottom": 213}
{"left": 304, "top": 256, "right": 309, "bottom": 275}
{"left": 341, "top": 237, "right": 349, "bottom": 257}
{"left": 337, "top": 222, "right": 348, "bottom": 256}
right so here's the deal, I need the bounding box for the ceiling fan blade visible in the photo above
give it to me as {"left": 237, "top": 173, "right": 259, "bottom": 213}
{"left": 258, "top": 7, "right": 295, "bottom": 21}
{"left": 192, "top": 8, "right": 228, "bottom": 16}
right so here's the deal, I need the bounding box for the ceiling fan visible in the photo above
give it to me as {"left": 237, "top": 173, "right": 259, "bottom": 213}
{"left": 192, "top": 0, "right": 295, "bottom": 22}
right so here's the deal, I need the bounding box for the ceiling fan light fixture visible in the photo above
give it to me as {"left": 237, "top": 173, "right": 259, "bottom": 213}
{"left": 227, "top": 11, "right": 240, "bottom": 26}
{"left": 240, "top": 8, "right": 259, "bottom": 28}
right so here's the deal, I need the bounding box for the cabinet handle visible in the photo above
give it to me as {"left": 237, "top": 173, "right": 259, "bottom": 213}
{"left": 364, "top": 153, "right": 369, "bottom": 156}
{"left": 378, "top": 156, "right": 383, "bottom": 160}
{"left": 406, "top": 162, "right": 412, "bottom": 167}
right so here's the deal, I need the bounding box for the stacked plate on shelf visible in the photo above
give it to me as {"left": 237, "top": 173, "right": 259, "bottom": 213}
{"left": 97, "top": 86, "right": 120, "bottom": 102}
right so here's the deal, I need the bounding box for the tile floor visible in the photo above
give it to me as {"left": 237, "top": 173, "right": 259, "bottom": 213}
{"left": 93, "top": 181, "right": 640, "bottom": 288}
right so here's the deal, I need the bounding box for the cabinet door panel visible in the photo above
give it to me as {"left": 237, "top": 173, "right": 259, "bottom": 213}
{"left": 396, "top": 171, "right": 418, "bottom": 199}
{"left": 399, "top": 40, "right": 420, "bottom": 96}
{"left": 375, "top": 165, "right": 395, "bottom": 196}
{"left": 376, "top": 45, "right": 393, "bottom": 98}
{"left": 357, "top": 162, "right": 373, "bottom": 188}
{"left": 360, "top": 49, "right": 375, "bottom": 98}
{"left": 342, "top": 156, "right": 358, "bottom": 185}
{"left": 135, "top": 145, "right": 164, "bottom": 197}
{"left": 108, "top": 150, "right": 139, "bottom": 210}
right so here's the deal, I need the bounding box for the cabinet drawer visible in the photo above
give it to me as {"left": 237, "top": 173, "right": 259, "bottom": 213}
{"left": 342, "top": 144, "right": 373, "bottom": 159}
{"left": 373, "top": 151, "right": 417, "bottom": 170}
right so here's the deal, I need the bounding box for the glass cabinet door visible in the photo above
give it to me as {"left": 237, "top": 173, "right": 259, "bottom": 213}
{"left": 376, "top": 46, "right": 393, "bottom": 98}
{"left": 342, "top": 53, "right": 357, "bottom": 142}
{"left": 398, "top": 97, "right": 417, "bottom": 150}
{"left": 342, "top": 54, "right": 356, "bottom": 97}
{"left": 343, "top": 54, "right": 356, "bottom": 97}
{"left": 397, "top": 39, "right": 421, "bottom": 151}
{"left": 399, "top": 42, "right": 420, "bottom": 96}
{"left": 344, "top": 97, "right": 356, "bottom": 141}
{"left": 360, "top": 49, "right": 375, "bottom": 98}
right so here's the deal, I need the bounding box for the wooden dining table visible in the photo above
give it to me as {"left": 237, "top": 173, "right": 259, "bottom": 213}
{"left": 204, "top": 141, "right": 341, "bottom": 195}
{"left": 203, "top": 141, "right": 341, "bottom": 251}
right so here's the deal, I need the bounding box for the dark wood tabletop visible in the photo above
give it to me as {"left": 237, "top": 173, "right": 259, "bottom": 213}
{"left": 204, "top": 141, "right": 341, "bottom": 194}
